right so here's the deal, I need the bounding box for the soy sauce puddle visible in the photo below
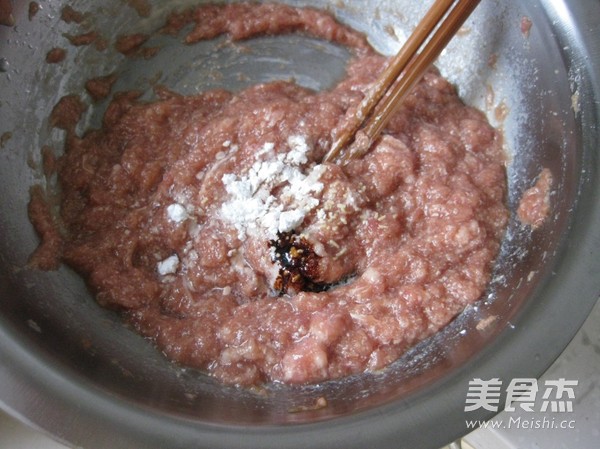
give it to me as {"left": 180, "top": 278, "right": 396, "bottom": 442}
{"left": 269, "top": 231, "right": 354, "bottom": 295}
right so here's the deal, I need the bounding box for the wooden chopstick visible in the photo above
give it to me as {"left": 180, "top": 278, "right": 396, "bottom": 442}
{"left": 322, "top": 0, "right": 481, "bottom": 164}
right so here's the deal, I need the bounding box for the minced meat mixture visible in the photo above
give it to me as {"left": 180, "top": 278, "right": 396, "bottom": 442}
{"left": 29, "top": 2, "right": 509, "bottom": 386}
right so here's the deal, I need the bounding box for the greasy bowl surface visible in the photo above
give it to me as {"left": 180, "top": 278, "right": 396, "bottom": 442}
{"left": 0, "top": 0, "right": 599, "bottom": 448}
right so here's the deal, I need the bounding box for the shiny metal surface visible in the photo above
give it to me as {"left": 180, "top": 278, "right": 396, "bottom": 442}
{"left": 0, "top": 1, "right": 599, "bottom": 448}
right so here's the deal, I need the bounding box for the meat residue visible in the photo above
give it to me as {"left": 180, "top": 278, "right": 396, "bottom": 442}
{"left": 28, "top": 186, "right": 62, "bottom": 270}
{"left": 0, "top": 0, "right": 14, "bottom": 27}
{"left": 65, "top": 31, "right": 98, "bottom": 47}
{"left": 517, "top": 168, "right": 552, "bottom": 229}
{"left": 46, "top": 48, "right": 67, "bottom": 64}
{"left": 0, "top": 131, "right": 12, "bottom": 148}
{"left": 61, "top": 5, "right": 84, "bottom": 24}
{"left": 30, "top": 2, "right": 510, "bottom": 386}
{"left": 28, "top": 2, "right": 40, "bottom": 21}
{"left": 49, "top": 94, "right": 86, "bottom": 131}
{"left": 85, "top": 73, "right": 118, "bottom": 102}
{"left": 521, "top": 16, "right": 532, "bottom": 38}
{"left": 114, "top": 33, "right": 150, "bottom": 56}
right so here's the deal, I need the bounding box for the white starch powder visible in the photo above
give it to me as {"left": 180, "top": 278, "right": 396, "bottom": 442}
{"left": 220, "top": 135, "right": 325, "bottom": 239}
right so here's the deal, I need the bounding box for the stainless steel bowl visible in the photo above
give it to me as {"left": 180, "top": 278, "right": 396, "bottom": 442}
{"left": 1, "top": 1, "right": 599, "bottom": 448}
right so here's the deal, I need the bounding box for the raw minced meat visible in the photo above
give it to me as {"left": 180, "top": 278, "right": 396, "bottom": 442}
{"left": 517, "top": 168, "right": 552, "bottom": 229}
{"left": 29, "top": 2, "right": 510, "bottom": 386}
